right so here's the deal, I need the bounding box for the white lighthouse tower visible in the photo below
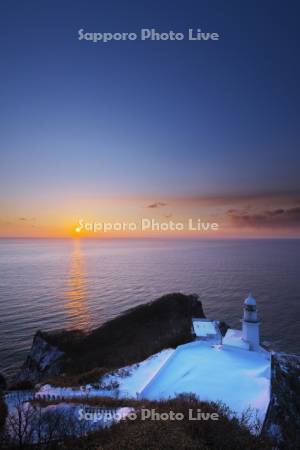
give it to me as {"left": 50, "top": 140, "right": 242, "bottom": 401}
{"left": 242, "top": 293, "right": 260, "bottom": 351}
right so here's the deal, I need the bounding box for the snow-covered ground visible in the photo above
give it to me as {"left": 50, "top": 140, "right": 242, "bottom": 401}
{"left": 34, "top": 341, "right": 270, "bottom": 425}
{"left": 35, "top": 348, "right": 174, "bottom": 400}
{"left": 102, "top": 348, "right": 174, "bottom": 396}
{"left": 140, "top": 341, "right": 271, "bottom": 422}
{"left": 223, "top": 329, "right": 250, "bottom": 350}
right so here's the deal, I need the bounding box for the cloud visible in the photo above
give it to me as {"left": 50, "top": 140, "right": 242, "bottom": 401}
{"left": 18, "top": 217, "right": 36, "bottom": 222}
{"left": 170, "top": 191, "right": 300, "bottom": 207}
{"left": 227, "top": 207, "right": 300, "bottom": 228}
{"left": 265, "top": 209, "right": 285, "bottom": 217}
{"left": 147, "top": 202, "right": 167, "bottom": 209}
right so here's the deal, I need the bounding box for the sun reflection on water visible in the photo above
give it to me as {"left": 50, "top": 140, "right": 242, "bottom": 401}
{"left": 64, "top": 239, "right": 90, "bottom": 328}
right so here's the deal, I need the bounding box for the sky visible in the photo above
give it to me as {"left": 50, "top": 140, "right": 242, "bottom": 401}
{"left": 0, "top": 0, "right": 300, "bottom": 237}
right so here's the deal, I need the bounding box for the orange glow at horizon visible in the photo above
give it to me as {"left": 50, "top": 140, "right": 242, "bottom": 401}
{"left": 0, "top": 193, "right": 299, "bottom": 239}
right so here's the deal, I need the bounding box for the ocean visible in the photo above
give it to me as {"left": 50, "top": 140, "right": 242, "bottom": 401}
{"left": 0, "top": 238, "right": 299, "bottom": 378}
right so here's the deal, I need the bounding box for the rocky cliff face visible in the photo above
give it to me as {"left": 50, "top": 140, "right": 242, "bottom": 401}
{"left": 263, "top": 352, "right": 300, "bottom": 449}
{"left": 0, "top": 373, "right": 6, "bottom": 391}
{"left": 12, "top": 331, "right": 64, "bottom": 387}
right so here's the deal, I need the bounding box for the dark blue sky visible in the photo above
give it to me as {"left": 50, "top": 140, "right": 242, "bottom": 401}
{"left": 1, "top": 0, "right": 300, "bottom": 204}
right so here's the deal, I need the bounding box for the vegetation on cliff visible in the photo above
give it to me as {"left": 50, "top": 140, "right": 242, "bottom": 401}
{"left": 0, "top": 397, "right": 7, "bottom": 434}
{"left": 263, "top": 352, "right": 300, "bottom": 449}
{"left": 1, "top": 394, "right": 272, "bottom": 450}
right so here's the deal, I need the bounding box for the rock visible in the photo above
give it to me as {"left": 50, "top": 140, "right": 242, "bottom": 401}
{"left": 11, "top": 331, "right": 64, "bottom": 387}
{"left": 0, "top": 373, "right": 6, "bottom": 390}
{"left": 263, "top": 352, "right": 300, "bottom": 448}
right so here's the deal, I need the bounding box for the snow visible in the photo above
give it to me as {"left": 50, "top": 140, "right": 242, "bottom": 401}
{"left": 103, "top": 348, "right": 174, "bottom": 397}
{"left": 192, "top": 319, "right": 217, "bottom": 338}
{"left": 35, "top": 348, "right": 174, "bottom": 400}
{"left": 139, "top": 341, "right": 271, "bottom": 423}
{"left": 223, "top": 329, "right": 250, "bottom": 350}
{"left": 34, "top": 342, "right": 271, "bottom": 425}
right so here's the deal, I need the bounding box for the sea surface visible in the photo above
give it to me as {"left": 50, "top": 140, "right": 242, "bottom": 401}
{"left": 0, "top": 238, "right": 299, "bottom": 379}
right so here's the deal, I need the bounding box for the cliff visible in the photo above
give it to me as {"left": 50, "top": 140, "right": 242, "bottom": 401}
{"left": 0, "top": 373, "right": 6, "bottom": 391}
{"left": 12, "top": 293, "right": 205, "bottom": 384}
{"left": 11, "top": 331, "right": 64, "bottom": 388}
{"left": 263, "top": 352, "right": 300, "bottom": 448}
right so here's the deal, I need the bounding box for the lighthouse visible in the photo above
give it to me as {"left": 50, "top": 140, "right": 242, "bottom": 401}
{"left": 242, "top": 293, "right": 260, "bottom": 350}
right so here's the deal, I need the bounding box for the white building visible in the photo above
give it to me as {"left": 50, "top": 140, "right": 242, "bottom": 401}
{"left": 223, "top": 293, "right": 263, "bottom": 352}
{"left": 242, "top": 293, "right": 260, "bottom": 351}
{"left": 192, "top": 318, "right": 222, "bottom": 344}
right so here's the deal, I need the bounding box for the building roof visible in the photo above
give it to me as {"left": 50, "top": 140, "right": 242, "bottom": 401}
{"left": 192, "top": 319, "right": 222, "bottom": 345}
{"left": 192, "top": 319, "right": 217, "bottom": 338}
{"left": 244, "top": 293, "right": 256, "bottom": 306}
